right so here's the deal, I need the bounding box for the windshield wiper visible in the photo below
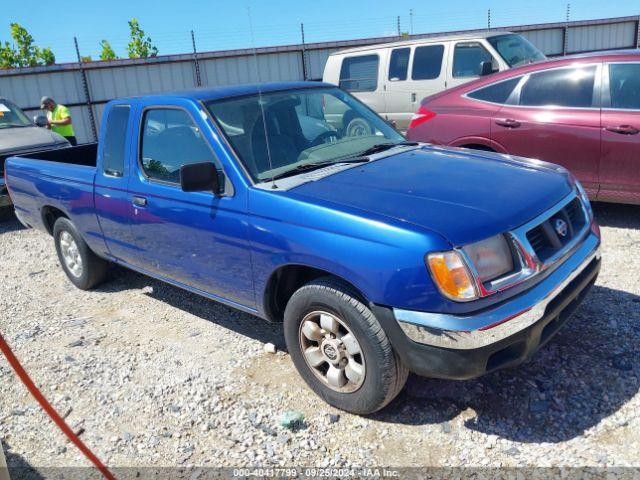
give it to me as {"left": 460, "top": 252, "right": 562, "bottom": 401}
{"left": 353, "top": 141, "right": 419, "bottom": 158}
{"left": 0, "top": 123, "right": 31, "bottom": 129}
{"left": 270, "top": 158, "right": 369, "bottom": 181}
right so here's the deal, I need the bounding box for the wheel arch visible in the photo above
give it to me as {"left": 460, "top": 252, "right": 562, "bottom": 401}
{"left": 263, "top": 263, "right": 368, "bottom": 323}
{"left": 41, "top": 205, "right": 70, "bottom": 235}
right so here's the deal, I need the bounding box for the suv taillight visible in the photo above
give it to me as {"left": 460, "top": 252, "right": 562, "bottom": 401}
{"left": 408, "top": 105, "right": 436, "bottom": 130}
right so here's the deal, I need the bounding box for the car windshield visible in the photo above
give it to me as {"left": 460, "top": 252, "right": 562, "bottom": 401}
{"left": 0, "top": 99, "right": 32, "bottom": 129}
{"left": 487, "top": 34, "right": 546, "bottom": 67}
{"left": 206, "top": 87, "right": 405, "bottom": 183}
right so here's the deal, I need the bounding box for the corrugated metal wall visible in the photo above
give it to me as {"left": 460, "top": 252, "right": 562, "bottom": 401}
{"left": 1, "top": 15, "right": 638, "bottom": 143}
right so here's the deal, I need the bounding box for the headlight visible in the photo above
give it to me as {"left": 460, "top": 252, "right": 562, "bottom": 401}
{"left": 574, "top": 179, "right": 593, "bottom": 221}
{"left": 426, "top": 251, "right": 478, "bottom": 302}
{"left": 462, "top": 234, "right": 514, "bottom": 283}
{"left": 427, "top": 234, "right": 515, "bottom": 302}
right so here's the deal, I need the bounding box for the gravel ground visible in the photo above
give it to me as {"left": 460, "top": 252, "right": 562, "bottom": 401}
{"left": 1, "top": 203, "right": 639, "bottom": 476}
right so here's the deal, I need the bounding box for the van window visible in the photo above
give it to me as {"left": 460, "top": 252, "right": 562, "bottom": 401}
{"left": 467, "top": 77, "right": 521, "bottom": 104}
{"left": 412, "top": 45, "right": 444, "bottom": 80}
{"left": 389, "top": 48, "right": 410, "bottom": 81}
{"left": 102, "top": 105, "right": 130, "bottom": 177}
{"left": 453, "top": 43, "right": 493, "bottom": 78}
{"left": 519, "top": 66, "right": 596, "bottom": 108}
{"left": 339, "top": 55, "right": 379, "bottom": 92}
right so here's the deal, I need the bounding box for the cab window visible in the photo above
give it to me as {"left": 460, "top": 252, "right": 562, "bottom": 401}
{"left": 140, "top": 108, "right": 217, "bottom": 184}
{"left": 453, "top": 42, "right": 493, "bottom": 78}
{"left": 339, "top": 55, "right": 379, "bottom": 92}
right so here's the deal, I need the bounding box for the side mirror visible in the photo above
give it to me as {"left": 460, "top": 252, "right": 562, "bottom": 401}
{"left": 34, "top": 115, "right": 48, "bottom": 127}
{"left": 180, "top": 161, "right": 222, "bottom": 195}
{"left": 480, "top": 60, "right": 498, "bottom": 76}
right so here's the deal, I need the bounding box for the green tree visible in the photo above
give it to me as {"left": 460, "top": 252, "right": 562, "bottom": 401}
{"left": 80, "top": 55, "right": 92, "bottom": 62}
{"left": 99, "top": 40, "right": 117, "bottom": 61}
{"left": 0, "top": 23, "right": 55, "bottom": 68}
{"left": 126, "top": 19, "right": 158, "bottom": 59}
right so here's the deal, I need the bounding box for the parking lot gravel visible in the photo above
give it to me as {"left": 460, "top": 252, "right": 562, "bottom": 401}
{"left": 1, "top": 203, "right": 639, "bottom": 476}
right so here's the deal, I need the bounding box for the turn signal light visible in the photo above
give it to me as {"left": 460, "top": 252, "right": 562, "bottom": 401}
{"left": 408, "top": 105, "right": 436, "bottom": 130}
{"left": 427, "top": 251, "right": 478, "bottom": 301}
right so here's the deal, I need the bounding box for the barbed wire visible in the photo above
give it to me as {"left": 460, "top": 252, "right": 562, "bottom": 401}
{"left": 2, "top": 0, "right": 636, "bottom": 63}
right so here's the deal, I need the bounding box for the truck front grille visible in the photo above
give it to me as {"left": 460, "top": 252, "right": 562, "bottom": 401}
{"left": 525, "top": 198, "right": 587, "bottom": 263}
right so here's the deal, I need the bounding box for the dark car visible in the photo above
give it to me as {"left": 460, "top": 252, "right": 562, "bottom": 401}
{"left": 406, "top": 50, "right": 640, "bottom": 205}
{"left": 0, "top": 97, "right": 70, "bottom": 217}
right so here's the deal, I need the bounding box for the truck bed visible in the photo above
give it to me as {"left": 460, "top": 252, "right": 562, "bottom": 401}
{"left": 5, "top": 143, "right": 102, "bottom": 241}
{"left": 16, "top": 143, "right": 98, "bottom": 167}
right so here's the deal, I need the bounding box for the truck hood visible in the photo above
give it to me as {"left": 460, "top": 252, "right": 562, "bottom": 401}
{"left": 0, "top": 126, "right": 68, "bottom": 156}
{"left": 290, "top": 146, "right": 573, "bottom": 246}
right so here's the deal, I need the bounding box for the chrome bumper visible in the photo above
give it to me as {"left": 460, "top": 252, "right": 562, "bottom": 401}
{"left": 394, "top": 232, "right": 600, "bottom": 350}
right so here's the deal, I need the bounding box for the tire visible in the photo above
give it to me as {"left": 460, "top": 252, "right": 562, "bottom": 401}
{"left": 345, "top": 117, "right": 372, "bottom": 137}
{"left": 284, "top": 277, "right": 408, "bottom": 414}
{"left": 53, "top": 217, "right": 108, "bottom": 290}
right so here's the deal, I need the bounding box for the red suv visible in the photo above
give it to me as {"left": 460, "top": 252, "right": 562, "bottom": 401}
{"left": 406, "top": 50, "right": 640, "bottom": 205}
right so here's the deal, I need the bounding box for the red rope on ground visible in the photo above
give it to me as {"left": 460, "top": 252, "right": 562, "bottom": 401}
{"left": 0, "top": 333, "right": 116, "bottom": 480}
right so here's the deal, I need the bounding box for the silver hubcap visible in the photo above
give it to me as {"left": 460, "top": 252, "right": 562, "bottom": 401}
{"left": 299, "top": 311, "right": 366, "bottom": 393}
{"left": 59, "top": 231, "right": 83, "bottom": 278}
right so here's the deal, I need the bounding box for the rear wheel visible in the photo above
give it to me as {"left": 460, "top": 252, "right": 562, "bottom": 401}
{"left": 53, "top": 217, "right": 108, "bottom": 290}
{"left": 284, "top": 277, "right": 408, "bottom": 414}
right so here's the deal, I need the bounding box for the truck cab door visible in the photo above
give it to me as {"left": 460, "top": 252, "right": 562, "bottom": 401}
{"left": 94, "top": 103, "right": 139, "bottom": 264}
{"left": 127, "top": 101, "right": 255, "bottom": 308}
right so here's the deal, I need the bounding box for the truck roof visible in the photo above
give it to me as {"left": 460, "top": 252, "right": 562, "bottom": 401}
{"left": 328, "top": 30, "right": 513, "bottom": 56}
{"left": 115, "top": 81, "right": 334, "bottom": 104}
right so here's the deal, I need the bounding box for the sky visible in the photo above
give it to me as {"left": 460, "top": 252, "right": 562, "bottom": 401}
{"left": 1, "top": 0, "right": 638, "bottom": 63}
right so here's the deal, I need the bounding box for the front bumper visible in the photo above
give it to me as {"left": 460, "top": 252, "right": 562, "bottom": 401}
{"left": 371, "top": 231, "right": 601, "bottom": 380}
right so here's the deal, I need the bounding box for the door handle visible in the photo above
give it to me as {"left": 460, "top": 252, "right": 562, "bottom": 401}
{"left": 605, "top": 125, "right": 639, "bottom": 135}
{"left": 495, "top": 118, "right": 521, "bottom": 128}
{"left": 132, "top": 196, "right": 147, "bottom": 207}
{"left": 411, "top": 93, "right": 417, "bottom": 103}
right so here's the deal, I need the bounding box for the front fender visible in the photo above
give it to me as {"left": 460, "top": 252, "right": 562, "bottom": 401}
{"left": 248, "top": 192, "right": 452, "bottom": 317}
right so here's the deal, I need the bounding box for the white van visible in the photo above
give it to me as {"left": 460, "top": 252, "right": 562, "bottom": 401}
{"left": 322, "top": 31, "right": 546, "bottom": 131}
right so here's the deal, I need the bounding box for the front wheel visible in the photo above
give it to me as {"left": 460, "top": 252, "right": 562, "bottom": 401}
{"left": 53, "top": 217, "right": 108, "bottom": 290}
{"left": 284, "top": 277, "right": 408, "bottom": 414}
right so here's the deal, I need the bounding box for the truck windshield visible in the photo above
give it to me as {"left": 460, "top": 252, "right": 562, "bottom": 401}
{"left": 487, "top": 34, "right": 546, "bottom": 67}
{"left": 206, "top": 87, "right": 404, "bottom": 183}
{"left": 0, "top": 99, "right": 32, "bottom": 129}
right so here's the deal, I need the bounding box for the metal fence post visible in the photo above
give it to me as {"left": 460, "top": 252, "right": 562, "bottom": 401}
{"left": 191, "top": 30, "right": 202, "bottom": 87}
{"left": 487, "top": 9, "right": 491, "bottom": 30}
{"left": 397, "top": 16, "right": 401, "bottom": 36}
{"left": 563, "top": 4, "right": 570, "bottom": 55}
{"left": 73, "top": 37, "right": 98, "bottom": 142}
{"left": 300, "top": 23, "right": 308, "bottom": 81}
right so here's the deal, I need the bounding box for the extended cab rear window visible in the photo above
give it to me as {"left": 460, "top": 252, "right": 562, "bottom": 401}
{"left": 102, "top": 105, "right": 130, "bottom": 177}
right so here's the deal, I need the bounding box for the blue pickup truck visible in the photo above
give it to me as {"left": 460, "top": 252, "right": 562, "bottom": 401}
{"left": 5, "top": 82, "right": 601, "bottom": 414}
